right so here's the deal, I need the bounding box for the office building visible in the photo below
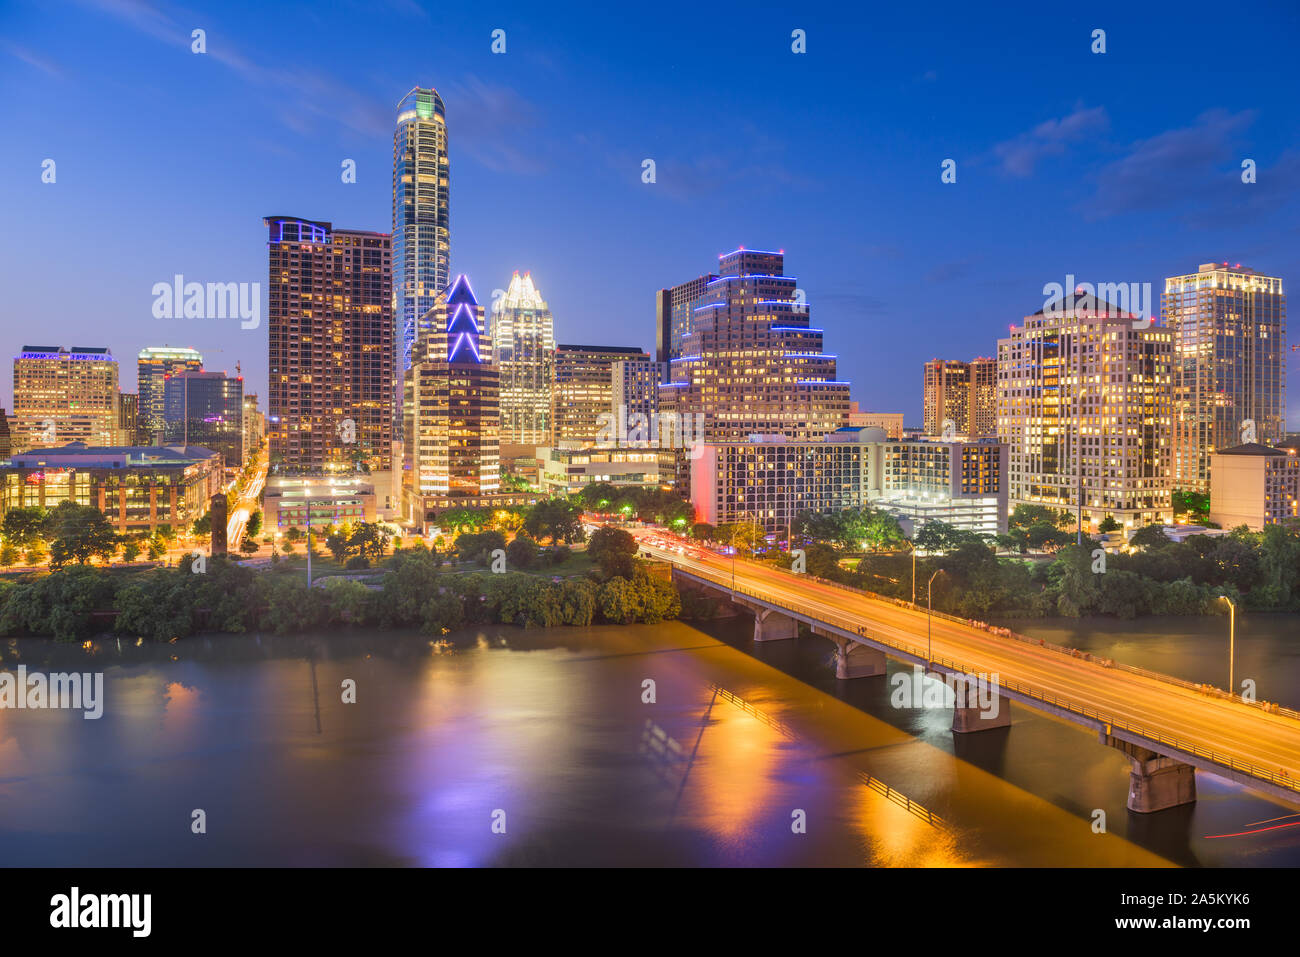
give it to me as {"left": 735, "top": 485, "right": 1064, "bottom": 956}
{"left": 1208, "top": 441, "right": 1300, "bottom": 531}
{"left": 611, "top": 356, "right": 665, "bottom": 424}
{"left": 137, "top": 346, "right": 203, "bottom": 443}
{"left": 265, "top": 216, "right": 394, "bottom": 471}
{"left": 242, "top": 394, "right": 265, "bottom": 457}
{"left": 405, "top": 275, "right": 527, "bottom": 530}
{"left": 116, "top": 392, "right": 138, "bottom": 445}
{"left": 393, "top": 86, "right": 450, "bottom": 374}
{"left": 163, "top": 370, "right": 244, "bottom": 469}
{"left": 11, "top": 347, "right": 119, "bottom": 452}
{"left": 656, "top": 272, "right": 716, "bottom": 366}
{"left": 659, "top": 249, "right": 849, "bottom": 445}
{"left": 997, "top": 292, "right": 1174, "bottom": 530}
{"left": 553, "top": 344, "right": 649, "bottom": 445}
{"left": 1163, "top": 263, "right": 1287, "bottom": 492}
{"left": 0, "top": 441, "right": 222, "bottom": 534}
{"left": 492, "top": 271, "right": 555, "bottom": 448}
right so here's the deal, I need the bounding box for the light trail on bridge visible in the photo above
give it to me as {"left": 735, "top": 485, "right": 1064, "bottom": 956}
{"left": 630, "top": 530, "right": 1300, "bottom": 806}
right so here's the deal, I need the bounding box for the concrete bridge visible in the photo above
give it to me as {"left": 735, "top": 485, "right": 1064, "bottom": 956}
{"left": 645, "top": 539, "right": 1300, "bottom": 815}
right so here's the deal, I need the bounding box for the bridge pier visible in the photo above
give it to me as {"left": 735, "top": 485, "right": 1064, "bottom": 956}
{"left": 950, "top": 674, "right": 1011, "bottom": 733}
{"left": 1104, "top": 734, "right": 1197, "bottom": 813}
{"left": 749, "top": 606, "right": 799, "bottom": 642}
{"left": 822, "top": 633, "right": 886, "bottom": 679}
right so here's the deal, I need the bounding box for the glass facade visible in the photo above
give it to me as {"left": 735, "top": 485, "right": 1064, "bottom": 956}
{"left": 1162, "top": 263, "right": 1287, "bottom": 492}
{"left": 393, "top": 87, "right": 450, "bottom": 375}
{"left": 491, "top": 272, "right": 554, "bottom": 445}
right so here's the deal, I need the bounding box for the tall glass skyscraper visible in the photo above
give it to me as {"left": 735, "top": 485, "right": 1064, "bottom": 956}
{"left": 1162, "top": 262, "right": 1287, "bottom": 492}
{"left": 491, "top": 271, "right": 555, "bottom": 447}
{"left": 393, "top": 87, "right": 450, "bottom": 374}
{"left": 138, "top": 346, "right": 203, "bottom": 443}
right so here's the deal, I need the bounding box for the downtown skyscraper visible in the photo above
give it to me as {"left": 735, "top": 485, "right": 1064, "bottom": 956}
{"left": 1162, "top": 262, "right": 1287, "bottom": 492}
{"left": 393, "top": 87, "right": 450, "bottom": 374}
{"left": 137, "top": 346, "right": 203, "bottom": 444}
{"left": 264, "top": 216, "right": 393, "bottom": 471}
{"left": 491, "top": 271, "right": 555, "bottom": 448}
{"left": 405, "top": 275, "right": 500, "bottom": 523}
{"left": 658, "top": 248, "right": 849, "bottom": 443}
{"left": 997, "top": 293, "right": 1173, "bottom": 529}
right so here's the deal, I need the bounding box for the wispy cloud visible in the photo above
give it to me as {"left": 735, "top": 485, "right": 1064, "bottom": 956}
{"left": 73, "top": 0, "right": 391, "bottom": 138}
{"left": 441, "top": 77, "right": 545, "bottom": 175}
{"left": 1, "top": 40, "right": 65, "bottom": 78}
{"left": 1083, "top": 109, "right": 1255, "bottom": 220}
{"left": 993, "top": 105, "right": 1109, "bottom": 177}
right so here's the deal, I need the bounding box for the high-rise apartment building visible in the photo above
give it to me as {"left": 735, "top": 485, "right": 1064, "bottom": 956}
{"left": 12, "top": 347, "right": 119, "bottom": 452}
{"left": 997, "top": 293, "right": 1174, "bottom": 529}
{"left": 923, "top": 357, "right": 996, "bottom": 438}
{"left": 393, "top": 87, "right": 450, "bottom": 374}
{"left": 137, "top": 346, "right": 203, "bottom": 443}
{"left": 552, "top": 345, "right": 649, "bottom": 446}
{"left": 163, "top": 370, "right": 244, "bottom": 469}
{"left": 491, "top": 271, "right": 554, "bottom": 448}
{"left": 656, "top": 272, "right": 716, "bottom": 366}
{"left": 1162, "top": 263, "right": 1287, "bottom": 492}
{"left": 405, "top": 275, "right": 500, "bottom": 523}
{"left": 264, "top": 216, "right": 393, "bottom": 471}
{"left": 659, "top": 248, "right": 849, "bottom": 444}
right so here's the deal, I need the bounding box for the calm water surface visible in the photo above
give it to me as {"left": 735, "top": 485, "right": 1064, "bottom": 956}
{"left": 0, "top": 611, "right": 1297, "bottom": 866}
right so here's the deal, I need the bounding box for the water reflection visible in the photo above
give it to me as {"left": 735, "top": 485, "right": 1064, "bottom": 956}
{"left": 0, "top": 616, "right": 1273, "bottom": 866}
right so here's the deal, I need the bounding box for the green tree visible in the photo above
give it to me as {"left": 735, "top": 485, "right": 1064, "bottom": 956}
{"left": 1097, "top": 515, "right": 1121, "bottom": 533}
{"left": 245, "top": 509, "right": 263, "bottom": 539}
{"left": 506, "top": 531, "right": 539, "bottom": 569}
{"left": 2, "top": 506, "right": 49, "bottom": 549}
{"left": 191, "top": 512, "right": 212, "bottom": 541}
{"left": 45, "top": 502, "right": 119, "bottom": 567}
{"left": 587, "top": 525, "right": 638, "bottom": 578}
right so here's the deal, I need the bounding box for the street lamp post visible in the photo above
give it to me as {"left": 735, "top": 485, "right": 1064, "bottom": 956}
{"left": 926, "top": 568, "right": 944, "bottom": 668}
{"left": 1219, "top": 595, "right": 1236, "bottom": 693}
{"left": 909, "top": 540, "right": 917, "bottom": 606}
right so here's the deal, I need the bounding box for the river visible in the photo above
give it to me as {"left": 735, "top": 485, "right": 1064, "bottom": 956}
{"left": 0, "top": 612, "right": 1297, "bottom": 866}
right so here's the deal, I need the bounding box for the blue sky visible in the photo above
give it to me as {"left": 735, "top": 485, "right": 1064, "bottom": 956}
{"left": 2, "top": 0, "right": 1298, "bottom": 424}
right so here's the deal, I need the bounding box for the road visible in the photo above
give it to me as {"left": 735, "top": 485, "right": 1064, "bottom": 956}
{"left": 227, "top": 452, "right": 268, "bottom": 550}
{"left": 631, "top": 529, "right": 1300, "bottom": 796}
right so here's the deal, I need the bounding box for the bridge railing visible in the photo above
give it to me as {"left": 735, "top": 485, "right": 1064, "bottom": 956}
{"left": 697, "top": 554, "right": 1300, "bottom": 722}
{"left": 675, "top": 565, "right": 1300, "bottom": 796}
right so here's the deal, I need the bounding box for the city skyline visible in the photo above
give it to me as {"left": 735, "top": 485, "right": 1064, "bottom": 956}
{"left": 3, "top": 1, "right": 1298, "bottom": 424}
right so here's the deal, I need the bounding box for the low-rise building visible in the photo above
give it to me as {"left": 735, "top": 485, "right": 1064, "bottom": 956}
{"left": 1208, "top": 442, "right": 1300, "bottom": 531}
{"left": 262, "top": 475, "right": 378, "bottom": 531}
{"left": 0, "top": 441, "right": 222, "bottom": 534}
{"left": 539, "top": 444, "right": 676, "bottom": 495}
